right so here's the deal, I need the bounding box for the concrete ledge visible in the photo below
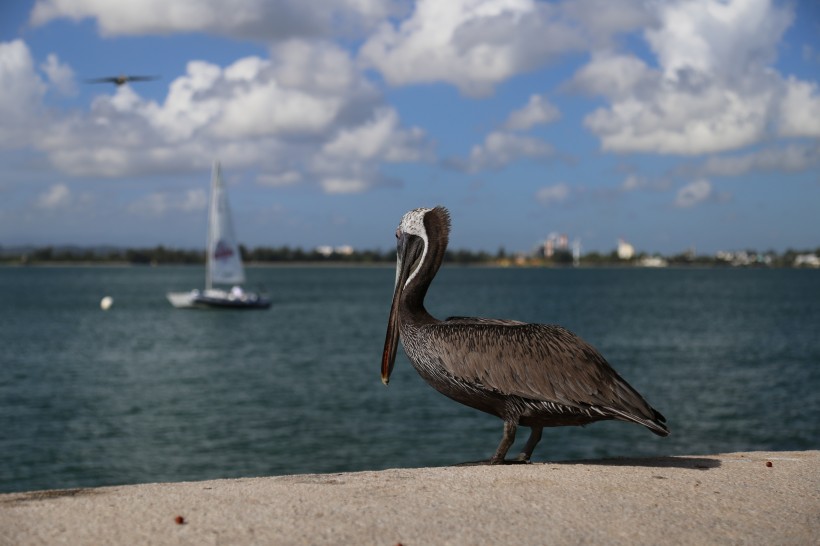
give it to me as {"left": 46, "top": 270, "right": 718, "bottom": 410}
{"left": 1, "top": 451, "right": 817, "bottom": 545}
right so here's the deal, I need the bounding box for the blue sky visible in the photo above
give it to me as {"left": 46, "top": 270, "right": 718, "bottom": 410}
{"left": 1, "top": 0, "right": 818, "bottom": 254}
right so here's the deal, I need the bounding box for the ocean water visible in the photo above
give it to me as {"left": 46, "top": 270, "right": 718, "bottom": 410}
{"left": 1, "top": 265, "right": 818, "bottom": 493}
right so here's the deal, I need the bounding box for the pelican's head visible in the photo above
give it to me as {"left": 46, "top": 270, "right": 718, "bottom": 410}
{"left": 381, "top": 206, "right": 450, "bottom": 385}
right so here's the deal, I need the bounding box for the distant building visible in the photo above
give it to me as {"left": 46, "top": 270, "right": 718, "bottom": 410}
{"left": 572, "top": 238, "right": 581, "bottom": 267}
{"left": 316, "top": 245, "right": 355, "bottom": 257}
{"left": 617, "top": 239, "right": 635, "bottom": 260}
{"left": 794, "top": 254, "right": 820, "bottom": 268}
{"left": 541, "top": 233, "right": 570, "bottom": 259}
{"left": 639, "top": 256, "right": 668, "bottom": 268}
{"left": 717, "top": 250, "right": 774, "bottom": 267}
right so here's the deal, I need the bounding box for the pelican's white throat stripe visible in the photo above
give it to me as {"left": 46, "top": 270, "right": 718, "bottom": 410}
{"left": 397, "top": 207, "right": 432, "bottom": 289}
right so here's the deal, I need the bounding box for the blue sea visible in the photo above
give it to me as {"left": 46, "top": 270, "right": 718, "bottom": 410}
{"left": 1, "top": 265, "right": 818, "bottom": 493}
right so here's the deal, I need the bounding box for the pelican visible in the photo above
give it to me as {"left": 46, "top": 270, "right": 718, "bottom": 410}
{"left": 381, "top": 206, "right": 669, "bottom": 464}
{"left": 86, "top": 74, "right": 160, "bottom": 86}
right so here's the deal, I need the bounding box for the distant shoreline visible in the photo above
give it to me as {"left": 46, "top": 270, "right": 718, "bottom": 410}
{"left": 1, "top": 261, "right": 817, "bottom": 270}
{"left": 3, "top": 244, "right": 819, "bottom": 269}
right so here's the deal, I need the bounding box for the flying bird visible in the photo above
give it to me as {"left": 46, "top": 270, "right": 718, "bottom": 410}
{"left": 381, "top": 206, "right": 669, "bottom": 464}
{"left": 86, "top": 74, "right": 160, "bottom": 86}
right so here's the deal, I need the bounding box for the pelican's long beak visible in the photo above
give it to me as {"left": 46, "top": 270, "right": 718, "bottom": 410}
{"left": 381, "top": 235, "right": 411, "bottom": 385}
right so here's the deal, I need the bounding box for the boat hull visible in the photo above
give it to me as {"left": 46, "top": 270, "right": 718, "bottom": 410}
{"left": 166, "top": 289, "right": 271, "bottom": 310}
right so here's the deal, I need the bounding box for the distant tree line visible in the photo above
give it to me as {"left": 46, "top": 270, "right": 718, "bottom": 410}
{"left": 0, "top": 244, "right": 499, "bottom": 265}
{"left": 1, "top": 244, "right": 817, "bottom": 268}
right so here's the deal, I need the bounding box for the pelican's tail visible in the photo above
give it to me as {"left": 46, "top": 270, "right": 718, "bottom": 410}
{"left": 604, "top": 406, "right": 670, "bottom": 437}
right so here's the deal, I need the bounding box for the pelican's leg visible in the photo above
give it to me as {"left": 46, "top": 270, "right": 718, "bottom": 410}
{"left": 516, "top": 426, "right": 543, "bottom": 462}
{"left": 489, "top": 421, "right": 517, "bottom": 464}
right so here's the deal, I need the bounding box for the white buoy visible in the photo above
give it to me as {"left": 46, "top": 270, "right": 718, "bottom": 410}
{"left": 100, "top": 296, "right": 113, "bottom": 310}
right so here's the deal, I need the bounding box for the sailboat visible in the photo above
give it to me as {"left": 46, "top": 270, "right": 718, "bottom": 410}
{"left": 166, "top": 161, "right": 271, "bottom": 310}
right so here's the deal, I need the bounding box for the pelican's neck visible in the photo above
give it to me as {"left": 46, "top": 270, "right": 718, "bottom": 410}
{"left": 400, "top": 275, "right": 436, "bottom": 326}
{"left": 400, "top": 234, "right": 447, "bottom": 327}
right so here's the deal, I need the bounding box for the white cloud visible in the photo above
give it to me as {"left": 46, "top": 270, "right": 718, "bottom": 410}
{"left": 30, "top": 0, "right": 399, "bottom": 41}
{"left": 621, "top": 174, "right": 642, "bottom": 191}
{"left": 321, "top": 107, "right": 430, "bottom": 162}
{"left": 272, "top": 39, "right": 360, "bottom": 93}
{"left": 535, "top": 183, "right": 569, "bottom": 205}
{"left": 0, "top": 40, "right": 47, "bottom": 147}
{"left": 309, "top": 107, "right": 431, "bottom": 193}
{"left": 1, "top": 38, "right": 428, "bottom": 194}
{"left": 559, "top": 0, "right": 655, "bottom": 42}
{"left": 584, "top": 79, "right": 775, "bottom": 155}
{"left": 180, "top": 189, "right": 208, "bottom": 211}
{"left": 356, "top": 0, "right": 658, "bottom": 97}
{"left": 210, "top": 79, "right": 344, "bottom": 139}
{"left": 573, "top": 0, "right": 812, "bottom": 156}
{"left": 320, "top": 177, "right": 370, "bottom": 194}
{"left": 644, "top": 0, "right": 790, "bottom": 80}
{"left": 127, "top": 193, "right": 171, "bottom": 215}
{"left": 127, "top": 188, "right": 208, "bottom": 216}
{"left": 462, "top": 131, "right": 553, "bottom": 172}
{"left": 568, "top": 52, "right": 654, "bottom": 99}
{"left": 36, "top": 183, "right": 71, "bottom": 209}
{"left": 778, "top": 77, "right": 820, "bottom": 138}
{"left": 40, "top": 53, "right": 76, "bottom": 96}
{"left": 675, "top": 179, "right": 712, "bottom": 208}
{"left": 699, "top": 143, "right": 820, "bottom": 177}
{"left": 257, "top": 170, "right": 302, "bottom": 187}
{"left": 620, "top": 174, "right": 671, "bottom": 192}
{"left": 360, "top": 0, "right": 584, "bottom": 97}
{"left": 502, "top": 94, "right": 560, "bottom": 131}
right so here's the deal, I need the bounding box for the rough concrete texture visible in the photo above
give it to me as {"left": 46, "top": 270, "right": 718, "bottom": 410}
{"left": 1, "top": 451, "right": 817, "bottom": 545}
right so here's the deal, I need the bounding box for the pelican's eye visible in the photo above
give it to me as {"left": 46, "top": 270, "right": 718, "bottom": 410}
{"left": 395, "top": 229, "right": 401, "bottom": 239}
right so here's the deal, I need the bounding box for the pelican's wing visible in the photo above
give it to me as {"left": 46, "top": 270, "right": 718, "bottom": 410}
{"left": 126, "top": 75, "right": 159, "bottom": 82}
{"left": 445, "top": 316, "right": 526, "bottom": 326}
{"left": 86, "top": 77, "right": 118, "bottom": 83}
{"left": 426, "top": 321, "right": 667, "bottom": 432}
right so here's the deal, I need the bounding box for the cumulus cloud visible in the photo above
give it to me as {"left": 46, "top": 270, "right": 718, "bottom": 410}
{"left": 40, "top": 53, "right": 76, "bottom": 96}
{"left": 127, "top": 188, "right": 207, "bottom": 215}
{"left": 535, "top": 183, "right": 570, "bottom": 205}
{"left": 572, "top": 0, "right": 817, "bottom": 156}
{"left": 675, "top": 179, "right": 712, "bottom": 208}
{"left": 502, "top": 94, "right": 560, "bottom": 131}
{"left": 583, "top": 76, "right": 776, "bottom": 155}
{"left": 257, "top": 170, "right": 302, "bottom": 187}
{"left": 36, "top": 183, "right": 71, "bottom": 209}
{"left": 559, "top": 0, "right": 655, "bottom": 42}
{"left": 357, "top": 0, "right": 659, "bottom": 96}
{"left": 0, "top": 40, "right": 47, "bottom": 147}
{"left": 319, "top": 177, "right": 371, "bottom": 194}
{"left": 321, "top": 107, "right": 430, "bottom": 162}
{"left": 2, "top": 38, "right": 429, "bottom": 194}
{"left": 778, "top": 77, "right": 820, "bottom": 138}
{"left": 568, "top": 52, "right": 654, "bottom": 100}
{"left": 360, "top": 0, "right": 584, "bottom": 97}
{"left": 620, "top": 174, "right": 671, "bottom": 192}
{"left": 697, "top": 143, "right": 820, "bottom": 177}
{"left": 458, "top": 131, "right": 554, "bottom": 172}
{"left": 311, "top": 107, "right": 431, "bottom": 192}
{"left": 645, "top": 0, "right": 789, "bottom": 79}
{"left": 30, "top": 0, "right": 400, "bottom": 41}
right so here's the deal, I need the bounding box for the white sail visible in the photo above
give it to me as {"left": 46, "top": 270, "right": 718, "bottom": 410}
{"left": 206, "top": 161, "right": 245, "bottom": 288}
{"left": 168, "top": 160, "right": 269, "bottom": 309}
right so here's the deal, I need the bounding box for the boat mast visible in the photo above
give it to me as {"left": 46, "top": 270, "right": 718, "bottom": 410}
{"left": 205, "top": 161, "right": 220, "bottom": 291}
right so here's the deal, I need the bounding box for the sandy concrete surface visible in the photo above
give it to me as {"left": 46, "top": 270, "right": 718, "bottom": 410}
{"left": 1, "top": 451, "right": 817, "bottom": 545}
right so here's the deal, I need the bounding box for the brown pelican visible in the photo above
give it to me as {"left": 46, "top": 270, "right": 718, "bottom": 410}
{"left": 381, "top": 206, "right": 669, "bottom": 464}
{"left": 86, "top": 74, "right": 160, "bottom": 86}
